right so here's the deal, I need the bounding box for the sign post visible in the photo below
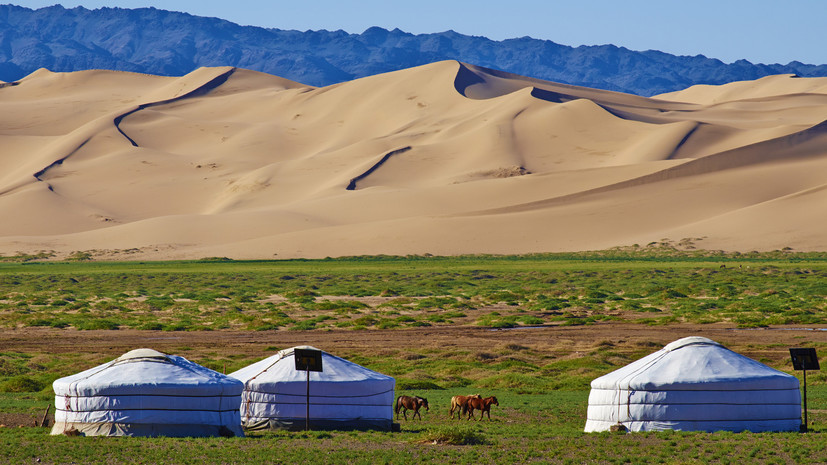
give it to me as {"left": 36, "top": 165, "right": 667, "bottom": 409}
{"left": 294, "top": 348, "right": 323, "bottom": 431}
{"left": 790, "top": 348, "right": 820, "bottom": 432}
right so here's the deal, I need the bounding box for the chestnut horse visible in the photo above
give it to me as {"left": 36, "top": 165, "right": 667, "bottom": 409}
{"left": 449, "top": 394, "right": 481, "bottom": 419}
{"left": 467, "top": 396, "right": 499, "bottom": 420}
{"left": 395, "top": 395, "right": 429, "bottom": 420}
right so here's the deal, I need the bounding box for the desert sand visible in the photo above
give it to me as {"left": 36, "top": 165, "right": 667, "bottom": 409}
{"left": 0, "top": 61, "right": 825, "bottom": 259}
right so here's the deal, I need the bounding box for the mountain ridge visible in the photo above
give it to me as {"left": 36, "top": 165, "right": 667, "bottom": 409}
{"left": 1, "top": 4, "right": 826, "bottom": 96}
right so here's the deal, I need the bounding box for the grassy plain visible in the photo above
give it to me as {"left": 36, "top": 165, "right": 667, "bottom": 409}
{"left": 1, "top": 250, "right": 826, "bottom": 333}
{"left": 3, "top": 388, "right": 827, "bottom": 464}
{"left": 1, "top": 250, "right": 826, "bottom": 463}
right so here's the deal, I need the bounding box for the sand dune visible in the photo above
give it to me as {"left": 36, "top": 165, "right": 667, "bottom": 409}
{"left": 0, "top": 61, "right": 825, "bottom": 259}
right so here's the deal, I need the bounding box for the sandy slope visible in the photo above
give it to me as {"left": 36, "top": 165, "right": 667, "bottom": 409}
{"left": 0, "top": 61, "right": 825, "bottom": 259}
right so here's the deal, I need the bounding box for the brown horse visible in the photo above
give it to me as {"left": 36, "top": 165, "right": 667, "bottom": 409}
{"left": 467, "top": 396, "right": 499, "bottom": 421}
{"left": 449, "top": 394, "right": 481, "bottom": 419}
{"left": 395, "top": 395, "right": 429, "bottom": 420}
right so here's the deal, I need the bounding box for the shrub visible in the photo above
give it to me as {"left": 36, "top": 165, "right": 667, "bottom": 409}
{"left": 396, "top": 379, "right": 443, "bottom": 390}
{"left": 252, "top": 323, "right": 280, "bottom": 331}
{"left": 1, "top": 375, "right": 45, "bottom": 392}
{"left": 351, "top": 316, "right": 379, "bottom": 327}
{"left": 66, "top": 251, "right": 92, "bottom": 261}
{"left": 517, "top": 315, "right": 544, "bottom": 325}
{"left": 162, "top": 323, "right": 189, "bottom": 331}
{"left": 138, "top": 322, "right": 164, "bottom": 330}
{"left": 285, "top": 289, "right": 319, "bottom": 298}
{"left": 415, "top": 296, "right": 459, "bottom": 310}
{"left": 376, "top": 320, "right": 399, "bottom": 329}
{"left": 417, "top": 426, "right": 487, "bottom": 445}
{"left": 290, "top": 320, "right": 317, "bottom": 331}
{"left": 145, "top": 296, "right": 175, "bottom": 310}
{"left": 76, "top": 319, "right": 120, "bottom": 330}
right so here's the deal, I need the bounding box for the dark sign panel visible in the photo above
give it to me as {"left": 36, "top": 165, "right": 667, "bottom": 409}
{"left": 790, "top": 348, "right": 820, "bottom": 371}
{"left": 294, "top": 348, "right": 323, "bottom": 372}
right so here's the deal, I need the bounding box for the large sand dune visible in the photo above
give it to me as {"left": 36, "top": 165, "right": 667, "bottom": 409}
{"left": 0, "top": 61, "right": 825, "bottom": 259}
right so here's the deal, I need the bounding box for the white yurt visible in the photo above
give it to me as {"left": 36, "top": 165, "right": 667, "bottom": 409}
{"left": 230, "top": 346, "right": 395, "bottom": 431}
{"left": 585, "top": 336, "right": 801, "bottom": 432}
{"left": 52, "top": 348, "right": 244, "bottom": 437}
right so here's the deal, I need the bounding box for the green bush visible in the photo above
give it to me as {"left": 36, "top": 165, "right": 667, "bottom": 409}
{"left": 252, "top": 323, "right": 280, "bottom": 331}
{"left": 417, "top": 426, "right": 488, "bottom": 445}
{"left": 351, "top": 316, "right": 379, "bottom": 327}
{"left": 376, "top": 319, "right": 399, "bottom": 329}
{"left": 415, "top": 296, "right": 459, "bottom": 310}
{"left": 162, "top": 323, "right": 189, "bottom": 331}
{"left": 518, "top": 315, "right": 544, "bottom": 325}
{"left": 488, "top": 319, "right": 517, "bottom": 329}
{"left": 290, "top": 320, "right": 318, "bottom": 331}
{"left": 1, "top": 375, "right": 45, "bottom": 392}
{"left": 144, "top": 296, "right": 175, "bottom": 310}
{"left": 138, "top": 322, "right": 164, "bottom": 330}
{"left": 76, "top": 319, "right": 120, "bottom": 330}
{"left": 396, "top": 379, "right": 444, "bottom": 390}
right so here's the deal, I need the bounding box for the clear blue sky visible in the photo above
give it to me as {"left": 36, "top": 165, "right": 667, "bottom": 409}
{"left": 11, "top": 1, "right": 827, "bottom": 65}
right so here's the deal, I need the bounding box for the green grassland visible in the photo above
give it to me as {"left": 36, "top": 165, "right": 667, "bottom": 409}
{"left": 3, "top": 388, "right": 827, "bottom": 464}
{"left": 1, "top": 251, "right": 827, "bottom": 463}
{"left": 0, "top": 250, "right": 825, "bottom": 333}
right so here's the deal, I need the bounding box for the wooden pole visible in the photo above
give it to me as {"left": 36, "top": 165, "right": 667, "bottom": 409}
{"left": 41, "top": 405, "right": 51, "bottom": 428}
{"left": 803, "top": 369, "right": 809, "bottom": 432}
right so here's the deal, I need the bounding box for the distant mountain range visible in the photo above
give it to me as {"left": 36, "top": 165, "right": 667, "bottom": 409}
{"left": 1, "top": 4, "right": 826, "bottom": 96}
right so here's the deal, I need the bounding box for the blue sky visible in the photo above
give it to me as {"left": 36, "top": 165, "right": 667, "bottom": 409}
{"left": 11, "top": 1, "right": 827, "bottom": 65}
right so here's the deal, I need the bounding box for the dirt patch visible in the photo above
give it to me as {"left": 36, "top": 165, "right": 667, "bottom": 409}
{"left": 0, "top": 412, "right": 53, "bottom": 428}
{"left": 1, "top": 323, "right": 823, "bottom": 365}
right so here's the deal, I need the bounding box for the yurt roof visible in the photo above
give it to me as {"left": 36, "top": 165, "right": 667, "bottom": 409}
{"left": 113, "top": 348, "right": 169, "bottom": 363}
{"left": 230, "top": 346, "right": 394, "bottom": 384}
{"left": 53, "top": 348, "right": 243, "bottom": 397}
{"left": 590, "top": 336, "right": 798, "bottom": 391}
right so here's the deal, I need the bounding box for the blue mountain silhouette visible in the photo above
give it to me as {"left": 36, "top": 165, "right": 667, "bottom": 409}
{"left": 1, "top": 4, "right": 825, "bottom": 96}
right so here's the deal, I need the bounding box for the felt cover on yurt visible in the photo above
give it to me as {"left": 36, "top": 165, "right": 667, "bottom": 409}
{"left": 585, "top": 337, "right": 801, "bottom": 432}
{"left": 52, "top": 348, "right": 244, "bottom": 437}
{"left": 230, "top": 346, "right": 395, "bottom": 431}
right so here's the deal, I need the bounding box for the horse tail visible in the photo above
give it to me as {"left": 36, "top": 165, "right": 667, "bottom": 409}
{"left": 394, "top": 396, "right": 400, "bottom": 415}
